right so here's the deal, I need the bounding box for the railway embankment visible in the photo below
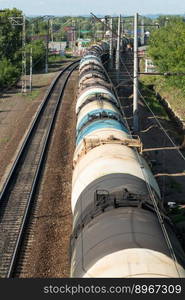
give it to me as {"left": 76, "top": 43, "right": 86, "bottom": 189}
{"left": 139, "top": 76, "right": 185, "bottom": 250}
{"left": 140, "top": 76, "right": 185, "bottom": 148}
{"left": 154, "top": 84, "right": 185, "bottom": 148}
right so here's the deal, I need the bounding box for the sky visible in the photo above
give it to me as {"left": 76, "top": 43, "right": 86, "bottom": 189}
{"left": 0, "top": 0, "right": 185, "bottom": 16}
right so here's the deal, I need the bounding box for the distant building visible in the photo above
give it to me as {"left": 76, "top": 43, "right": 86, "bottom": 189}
{"left": 74, "top": 39, "right": 91, "bottom": 56}
{"left": 49, "top": 42, "right": 67, "bottom": 55}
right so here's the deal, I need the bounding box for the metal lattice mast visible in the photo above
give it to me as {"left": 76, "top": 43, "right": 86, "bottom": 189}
{"left": 9, "top": 15, "right": 27, "bottom": 93}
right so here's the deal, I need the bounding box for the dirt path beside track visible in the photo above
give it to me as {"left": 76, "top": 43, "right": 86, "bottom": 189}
{"left": 20, "top": 71, "right": 78, "bottom": 278}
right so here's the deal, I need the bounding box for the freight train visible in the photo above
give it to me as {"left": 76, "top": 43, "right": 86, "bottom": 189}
{"left": 70, "top": 41, "right": 185, "bottom": 277}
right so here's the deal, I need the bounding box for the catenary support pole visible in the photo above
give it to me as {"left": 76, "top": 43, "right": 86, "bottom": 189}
{"left": 22, "top": 14, "right": 27, "bottom": 93}
{"left": 29, "top": 47, "right": 32, "bottom": 92}
{"left": 141, "top": 17, "right": 145, "bottom": 45}
{"left": 116, "top": 14, "right": 121, "bottom": 70}
{"left": 45, "top": 19, "right": 49, "bottom": 73}
{"left": 109, "top": 17, "right": 113, "bottom": 67}
{"left": 133, "top": 12, "right": 139, "bottom": 132}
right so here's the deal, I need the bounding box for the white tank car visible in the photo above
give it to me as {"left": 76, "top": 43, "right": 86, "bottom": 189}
{"left": 71, "top": 208, "right": 185, "bottom": 277}
{"left": 79, "top": 64, "right": 105, "bottom": 76}
{"left": 79, "top": 71, "right": 107, "bottom": 87}
{"left": 76, "top": 87, "right": 118, "bottom": 114}
{"left": 79, "top": 59, "right": 103, "bottom": 72}
{"left": 76, "top": 100, "right": 121, "bottom": 129}
{"left": 78, "top": 78, "right": 111, "bottom": 93}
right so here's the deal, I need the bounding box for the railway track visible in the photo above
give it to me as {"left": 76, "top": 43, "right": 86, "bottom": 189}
{"left": 0, "top": 60, "right": 79, "bottom": 278}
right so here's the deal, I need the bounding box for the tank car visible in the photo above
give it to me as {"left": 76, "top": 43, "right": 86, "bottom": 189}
{"left": 70, "top": 42, "right": 185, "bottom": 278}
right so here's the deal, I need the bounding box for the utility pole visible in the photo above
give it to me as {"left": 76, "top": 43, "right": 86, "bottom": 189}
{"left": 109, "top": 17, "right": 113, "bottom": 67}
{"left": 102, "top": 19, "right": 104, "bottom": 39}
{"left": 45, "top": 19, "right": 49, "bottom": 73}
{"left": 133, "top": 12, "right": 139, "bottom": 132}
{"left": 72, "top": 19, "right": 76, "bottom": 54}
{"left": 103, "top": 16, "right": 108, "bottom": 39}
{"left": 22, "top": 14, "right": 27, "bottom": 93}
{"left": 29, "top": 23, "right": 34, "bottom": 93}
{"left": 78, "top": 19, "right": 81, "bottom": 39}
{"left": 141, "top": 17, "right": 145, "bottom": 45}
{"left": 29, "top": 47, "right": 32, "bottom": 92}
{"left": 93, "top": 19, "right": 96, "bottom": 42}
{"left": 121, "top": 16, "right": 124, "bottom": 39}
{"left": 50, "top": 19, "right": 54, "bottom": 43}
{"left": 116, "top": 14, "right": 121, "bottom": 70}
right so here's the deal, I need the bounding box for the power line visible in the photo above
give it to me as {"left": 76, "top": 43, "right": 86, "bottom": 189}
{"left": 94, "top": 12, "right": 184, "bottom": 275}
{"left": 119, "top": 51, "right": 185, "bottom": 162}
{"left": 118, "top": 52, "right": 183, "bottom": 278}
{"left": 105, "top": 43, "right": 182, "bottom": 277}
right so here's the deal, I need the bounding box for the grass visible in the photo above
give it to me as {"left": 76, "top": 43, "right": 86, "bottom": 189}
{"left": 0, "top": 136, "right": 10, "bottom": 144}
{"left": 25, "top": 90, "right": 40, "bottom": 101}
{"left": 139, "top": 58, "right": 185, "bottom": 121}
{"left": 139, "top": 58, "right": 169, "bottom": 118}
{"left": 171, "top": 214, "right": 185, "bottom": 224}
{"left": 17, "top": 89, "right": 40, "bottom": 101}
{"left": 48, "top": 53, "right": 77, "bottom": 63}
{"left": 169, "top": 207, "right": 185, "bottom": 224}
{"left": 156, "top": 79, "right": 185, "bottom": 120}
{"left": 168, "top": 178, "right": 183, "bottom": 193}
{"left": 48, "top": 54, "right": 67, "bottom": 63}
{"left": 139, "top": 80, "right": 169, "bottom": 119}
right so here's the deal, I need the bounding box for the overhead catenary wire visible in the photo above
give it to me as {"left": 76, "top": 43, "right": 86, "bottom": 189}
{"left": 90, "top": 11, "right": 185, "bottom": 162}
{"left": 116, "top": 39, "right": 183, "bottom": 278}
{"left": 119, "top": 52, "right": 185, "bottom": 162}
{"left": 73, "top": 27, "right": 185, "bottom": 277}
{"left": 89, "top": 18, "right": 183, "bottom": 275}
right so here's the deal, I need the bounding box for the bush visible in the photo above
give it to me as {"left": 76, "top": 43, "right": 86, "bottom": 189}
{"left": 26, "top": 40, "right": 46, "bottom": 71}
{"left": 0, "top": 58, "right": 21, "bottom": 89}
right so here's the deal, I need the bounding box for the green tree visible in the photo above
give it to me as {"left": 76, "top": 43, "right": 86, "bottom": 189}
{"left": 148, "top": 19, "right": 185, "bottom": 91}
{"left": 0, "top": 8, "right": 22, "bottom": 62}
{"left": 26, "top": 40, "right": 46, "bottom": 71}
{"left": 0, "top": 58, "right": 20, "bottom": 88}
{"left": 0, "top": 8, "right": 23, "bottom": 88}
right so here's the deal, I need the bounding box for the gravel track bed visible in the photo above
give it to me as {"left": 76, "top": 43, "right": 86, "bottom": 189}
{"left": 20, "top": 71, "right": 78, "bottom": 278}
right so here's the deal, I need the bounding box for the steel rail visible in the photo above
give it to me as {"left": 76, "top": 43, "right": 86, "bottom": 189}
{"left": 0, "top": 59, "right": 79, "bottom": 278}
